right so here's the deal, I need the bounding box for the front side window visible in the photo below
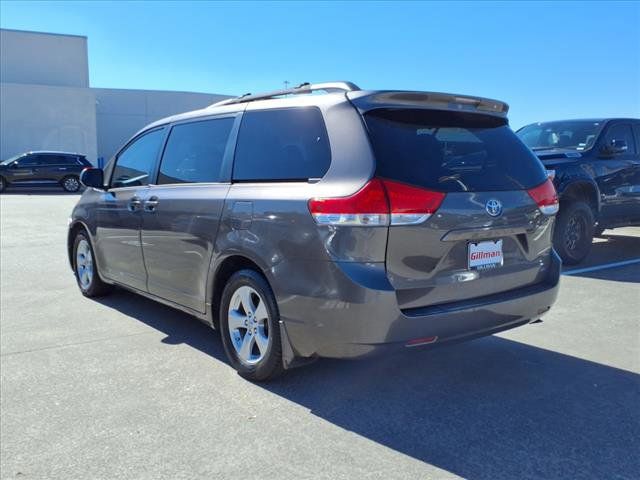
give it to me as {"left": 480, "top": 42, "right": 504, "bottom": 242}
{"left": 233, "top": 107, "right": 331, "bottom": 182}
{"left": 111, "top": 129, "right": 165, "bottom": 188}
{"left": 158, "top": 118, "right": 234, "bottom": 184}
{"left": 602, "top": 124, "right": 636, "bottom": 154}
{"left": 16, "top": 155, "right": 43, "bottom": 167}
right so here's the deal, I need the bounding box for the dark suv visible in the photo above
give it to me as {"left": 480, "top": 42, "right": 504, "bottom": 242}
{"left": 517, "top": 119, "right": 640, "bottom": 264}
{"left": 68, "top": 82, "right": 561, "bottom": 380}
{"left": 0, "top": 151, "right": 91, "bottom": 193}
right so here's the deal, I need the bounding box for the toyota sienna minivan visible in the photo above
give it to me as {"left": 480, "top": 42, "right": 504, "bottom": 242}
{"left": 68, "top": 82, "right": 561, "bottom": 380}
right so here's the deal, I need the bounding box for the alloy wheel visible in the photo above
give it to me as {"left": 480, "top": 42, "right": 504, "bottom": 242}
{"left": 76, "top": 239, "right": 94, "bottom": 289}
{"left": 227, "top": 286, "right": 270, "bottom": 364}
{"left": 64, "top": 177, "right": 80, "bottom": 192}
{"left": 564, "top": 213, "right": 586, "bottom": 252}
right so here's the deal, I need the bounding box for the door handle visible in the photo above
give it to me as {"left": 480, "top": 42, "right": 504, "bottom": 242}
{"left": 144, "top": 196, "right": 159, "bottom": 212}
{"left": 128, "top": 196, "right": 142, "bottom": 212}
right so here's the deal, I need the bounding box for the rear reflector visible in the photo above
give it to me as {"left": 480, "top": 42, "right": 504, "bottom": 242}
{"left": 405, "top": 336, "right": 438, "bottom": 347}
{"left": 527, "top": 178, "right": 559, "bottom": 215}
{"left": 309, "top": 178, "right": 445, "bottom": 226}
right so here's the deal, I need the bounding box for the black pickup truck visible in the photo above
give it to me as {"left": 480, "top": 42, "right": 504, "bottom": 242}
{"left": 517, "top": 118, "right": 640, "bottom": 264}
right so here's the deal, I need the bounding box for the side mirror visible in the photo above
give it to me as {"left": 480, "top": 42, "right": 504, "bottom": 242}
{"left": 80, "top": 167, "right": 105, "bottom": 189}
{"left": 602, "top": 139, "right": 628, "bottom": 155}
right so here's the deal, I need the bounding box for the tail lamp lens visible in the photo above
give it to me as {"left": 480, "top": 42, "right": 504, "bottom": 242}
{"left": 527, "top": 178, "right": 559, "bottom": 215}
{"left": 308, "top": 178, "right": 445, "bottom": 226}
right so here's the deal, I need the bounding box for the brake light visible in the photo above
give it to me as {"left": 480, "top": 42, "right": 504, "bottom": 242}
{"left": 382, "top": 179, "right": 445, "bottom": 225}
{"left": 308, "top": 178, "right": 444, "bottom": 226}
{"left": 527, "top": 178, "right": 559, "bottom": 215}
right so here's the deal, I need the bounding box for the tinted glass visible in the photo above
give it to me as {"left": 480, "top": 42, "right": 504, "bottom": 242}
{"left": 112, "top": 129, "right": 165, "bottom": 188}
{"left": 603, "top": 124, "right": 636, "bottom": 154}
{"left": 633, "top": 124, "right": 640, "bottom": 152}
{"left": 365, "top": 109, "right": 547, "bottom": 192}
{"left": 40, "top": 155, "right": 78, "bottom": 165}
{"left": 233, "top": 107, "right": 331, "bottom": 181}
{"left": 158, "top": 118, "right": 234, "bottom": 184}
{"left": 517, "top": 120, "right": 604, "bottom": 151}
{"left": 16, "top": 155, "right": 42, "bottom": 166}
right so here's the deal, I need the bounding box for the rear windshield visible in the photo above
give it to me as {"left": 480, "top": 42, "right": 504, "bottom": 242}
{"left": 364, "top": 109, "right": 547, "bottom": 192}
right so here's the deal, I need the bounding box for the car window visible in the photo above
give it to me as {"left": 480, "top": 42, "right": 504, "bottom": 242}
{"left": 39, "top": 155, "right": 77, "bottom": 165}
{"left": 365, "top": 109, "right": 547, "bottom": 192}
{"left": 603, "top": 124, "right": 636, "bottom": 154}
{"left": 633, "top": 124, "right": 640, "bottom": 152}
{"left": 233, "top": 107, "right": 331, "bottom": 181}
{"left": 158, "top": 118, "right": 234, "bottom": 184}
{"left": 111, "top": 129, "right": 165, "bottom": 188}
{"left": 16, "top": 155, "right": 42, "bottom": 166}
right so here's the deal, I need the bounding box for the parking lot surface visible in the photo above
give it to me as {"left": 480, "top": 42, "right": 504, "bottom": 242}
{"left": 1, "top": 191, "right": 639, "bottom": 480}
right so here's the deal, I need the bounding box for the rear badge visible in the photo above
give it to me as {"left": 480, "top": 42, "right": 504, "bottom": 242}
{"left": 485, "top": 199, "right": 503, "bottom": 217}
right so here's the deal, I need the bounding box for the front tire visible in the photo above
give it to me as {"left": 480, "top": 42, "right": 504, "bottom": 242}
{"left": 219, "top": 269, "right": 284, "bottom": 381}
{"left": 62, "top": 175, "right": 81, "bottom": 192}
{"left": 553, "top": 201, "right": 595, "bottom": 265}
{"left": 73, "top": 231, "right": 112, "bottom": 297}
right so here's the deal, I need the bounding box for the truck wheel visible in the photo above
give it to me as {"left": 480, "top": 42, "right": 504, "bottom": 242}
{"left": 553, "top": 201, "right": 595, "bottom": 265}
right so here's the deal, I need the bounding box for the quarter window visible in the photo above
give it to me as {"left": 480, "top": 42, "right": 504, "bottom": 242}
{"left": 233, "top": 107, "right": 331, "bottom": 182}
{"left": 158, "top": 118, "right": 234, "bottom": 184}
{"left": 111, "top": 129, "right": 165, "bottom": 188}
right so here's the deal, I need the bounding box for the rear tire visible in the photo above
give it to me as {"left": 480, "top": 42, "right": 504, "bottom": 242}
{"left": 553, "top": 201, "right": 595, "bottom": 265}
{"left": 73, "top": 231, "right": 113, "bottom": 297}
{"left": 62, "top": 175, "right": 81, "bottom": 192}
{"left": 219, "top": 269, "right": 284, "bottom": 381}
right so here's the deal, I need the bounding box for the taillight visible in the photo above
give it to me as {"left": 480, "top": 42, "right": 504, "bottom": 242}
{"left": 528, "top": 178, "right": 559, "bottom": 215}
{"left": 308, "top": 178, "right": 444, "bottom": 226}
{"left": 382, "top": 179, "right": 445, "bottom": 225}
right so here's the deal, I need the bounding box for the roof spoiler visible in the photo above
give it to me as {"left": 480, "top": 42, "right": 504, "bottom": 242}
{"left": 347, "top": 90, "right": 509, "bottom": 118}
{"left": 210, "top": 81, "right": 361, "bottom": 107}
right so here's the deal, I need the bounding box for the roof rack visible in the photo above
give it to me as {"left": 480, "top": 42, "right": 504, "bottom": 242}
{"left": 209, "top": 81, "right": 360, "bottom": 107}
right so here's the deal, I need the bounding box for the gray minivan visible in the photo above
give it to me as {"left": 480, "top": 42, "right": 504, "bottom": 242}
{"left": 69, "top": 82, "right": 561, "bottom": 380}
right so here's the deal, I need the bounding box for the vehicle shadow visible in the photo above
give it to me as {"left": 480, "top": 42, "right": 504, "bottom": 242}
{"left": 96, "top": 290, "right": 640, "bottom": 480}
{"left": 565, "top": 231, "right": 640, "bottom": 283}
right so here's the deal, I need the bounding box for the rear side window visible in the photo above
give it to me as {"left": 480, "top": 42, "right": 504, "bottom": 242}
{"left": 112, "top": 128, "right": 165, "bottom": 188}
{"left": 364, "top": 109, "right": 547, "bottom": 192}
{"left": 158, "top": 118, "right": 234, "bottom": 184}
{"left": 233, "top": 107, "right": 331, "bottom": 181}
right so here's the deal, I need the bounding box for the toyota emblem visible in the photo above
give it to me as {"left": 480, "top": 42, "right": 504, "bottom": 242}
{"left": 485, "top": 199, "right": 503, "bottom": 217}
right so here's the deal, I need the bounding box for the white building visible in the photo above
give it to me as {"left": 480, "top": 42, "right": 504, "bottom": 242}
{"left": 0, "top": 28, "right": 230, "bottom": 164}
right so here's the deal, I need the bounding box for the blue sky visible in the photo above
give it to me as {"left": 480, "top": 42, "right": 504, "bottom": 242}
{"left": 1, "top": 0, "right": 639, "bottom": 128}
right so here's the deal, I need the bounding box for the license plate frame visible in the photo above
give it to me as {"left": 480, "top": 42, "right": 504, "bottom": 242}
{"left": 468, "top": 239, "right": 504, "bottom": 270}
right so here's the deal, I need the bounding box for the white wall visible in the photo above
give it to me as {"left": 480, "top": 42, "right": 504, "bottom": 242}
{"left": 94, "top": 88, "right": 229, "bottom": 161}
{"left": 0, "top": 29, "right": 89, "bottom": 88}
{"left": 0, "top": 83, "right": 97, "bottom": 162}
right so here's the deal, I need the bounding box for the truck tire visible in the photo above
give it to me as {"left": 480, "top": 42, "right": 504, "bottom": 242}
{"left": 553, "top": 201, "right": 595, "bottom": 265}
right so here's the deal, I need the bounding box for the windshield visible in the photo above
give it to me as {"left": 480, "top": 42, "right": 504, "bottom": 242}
{"left": 517, "top": 120, "right": 604, "bottom": 151}
{"left": 0, "top": 153, "right": 25, "bottom": 165}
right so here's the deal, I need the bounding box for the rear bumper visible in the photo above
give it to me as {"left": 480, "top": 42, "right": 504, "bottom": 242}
{"left": 274, "top": 250, "right": 561, "bottom": 360}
